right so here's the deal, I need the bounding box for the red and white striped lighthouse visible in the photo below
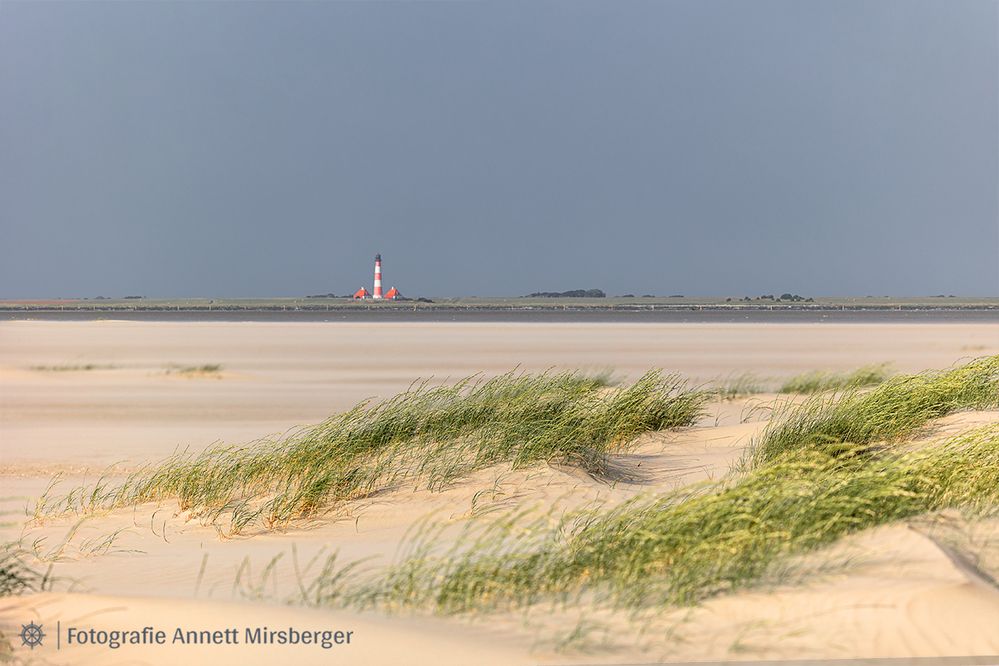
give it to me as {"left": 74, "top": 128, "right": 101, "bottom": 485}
{"left": 372, "top": 253, "right": 384, "bottom": 299}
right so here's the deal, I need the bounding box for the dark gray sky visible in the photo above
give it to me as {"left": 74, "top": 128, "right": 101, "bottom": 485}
{"left": 1, "top": 0, "right": 996, "bottom": 298}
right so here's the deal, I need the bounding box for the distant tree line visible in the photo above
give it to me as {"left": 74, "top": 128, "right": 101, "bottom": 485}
{"left": 731, "top": 293, "right": 813, "bottom": 303}
{"left": 525, "top": 289, "right": 606, "bottom": 298}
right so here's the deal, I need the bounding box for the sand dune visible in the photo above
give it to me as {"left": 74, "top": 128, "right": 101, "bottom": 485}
{"left": 647, "top": 520, "right": 999, "bottom": 661}
{"left": 6, "top": 416, "right": 999, "bottom": 663}
{"left": 2, "top": 321, "right": 998, "bottom": 663}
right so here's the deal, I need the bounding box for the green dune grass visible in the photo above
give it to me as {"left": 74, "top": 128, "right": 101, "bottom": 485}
{"left": 32, "top": 357, "right": 999, "bottom": 616}
{"left": 305, "top": 357, "right": 999, "bottom": 614}
{"left": 754, "top": 356, "right": 999, "bottom": 466}
{"left": 778, "top": 364, "right": 891, "bottom": 394}
{"left": 712, "top": 372, "right": 765, "bottom": 400}
{"left": 40, "top": 370, "right": 706, "bottom": 533}
{"left": 345, "top": 423, "right": 999, "bottom": 614}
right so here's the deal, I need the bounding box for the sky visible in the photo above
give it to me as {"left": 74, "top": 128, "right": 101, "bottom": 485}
{"left": 1, "top": 0, "right": 996, "bottom": 298}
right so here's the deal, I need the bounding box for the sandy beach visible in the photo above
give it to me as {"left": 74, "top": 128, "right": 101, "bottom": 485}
{"left": 3, "top": 320, "right": 994, "bottom": 464}
{"left": 2, "top": 319, "right": 998, "bottom": 664}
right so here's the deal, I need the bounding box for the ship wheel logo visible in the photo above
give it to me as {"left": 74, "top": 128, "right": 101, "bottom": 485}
{"left": 20, "top": 622, "right": 45, "bottom": 649}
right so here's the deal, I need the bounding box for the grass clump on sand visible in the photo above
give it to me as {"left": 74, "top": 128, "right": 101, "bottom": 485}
{"left": 346, "top": 424, "right": 999, "bottom": 613}
{"left": 0, "top": 544, "right": 53, "bottom": 596}
{"left": 30, "top": 363, "right": 117, "bottom": 372}
{"left": 332, "top": 359, "right": 999, "bottom": 614}
{"left": 779, "top": 364, "right": 891, "bottom": 394}
{"left": 169, "top": 363, "right": 223, "bottom": 375}
{"left": 754, "top": 356, "right": 999, "bottom": 466}
{"left": 712, "top": 372, "right": 765, "bottom": 400}
{"left": 47, "top": 370, "right": 706, "bottom": 533}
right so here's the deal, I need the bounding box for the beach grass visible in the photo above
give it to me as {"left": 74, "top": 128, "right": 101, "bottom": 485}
{"left": 342, "top": 423, "right": 999, "bottom": 613}
{"left": 753, "top": 356, "right": 999, "bottom": 466}
{"left": 778, "top": 364, "right": 891, "bottom": 394}
{"left": 297, "top": 357, "right": 999, "bottom": 615}
{"left": 33, "top": 357, "right": 999, "bottom": 617}
{"left": 712, "top": 373, "right": 765, "bottom": 400}
{"left": 41, "top": 370, "right": 707, "bottom": 532}
{"left": 0, "top": 544, "right": 53, "bottom": 596}
{"left": 168, "top": 363, "right": 223, "bottom": 375}
{"left": 30, "top": 363, "right": 117, "bottom": 372}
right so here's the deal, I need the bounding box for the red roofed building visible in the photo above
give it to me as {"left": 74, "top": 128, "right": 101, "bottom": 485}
{"left": 384, "top": 287, "right": 401, "bottom": 300}
{"left": 352, "top": 287, "right": 371, "bottom": 300}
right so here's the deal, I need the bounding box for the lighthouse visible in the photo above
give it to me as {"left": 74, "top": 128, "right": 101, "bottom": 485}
{"left": 372, "top": 254, "right": 384, "bottom": 299}
{"left": 352, "top": 253, "right": 400, "bottom": 300}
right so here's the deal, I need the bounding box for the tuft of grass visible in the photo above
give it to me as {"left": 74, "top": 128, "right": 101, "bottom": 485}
{"left": 30, "top": 363, "right": 117, "bottom": 372}
{"left": 44, "top": 370, "right": 706, "bottom": 533}
{"left": 754, "top": 356, "right": 999, "bottom": 466}
{"left": 712, "top": 373, "right": 765, "bottom": 400}
{"left": 778, "top": 364, "right": 891, "bottom": 394}
{"left": 169, "top": 363, "right": 223, "bottom": 375}
{"left": 347, "top": 424, "right": 999, "bottom": 613}
{"left": 0, "top": 544, "right": 53, "bottom": 596}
